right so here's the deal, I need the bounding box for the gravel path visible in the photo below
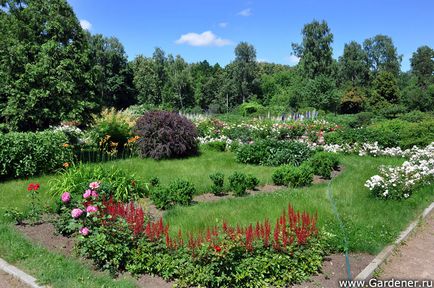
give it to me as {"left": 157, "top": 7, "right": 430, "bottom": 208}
{"left": 0, "top": 269, "right": 29, "bottom": 288}
{"left": 378, "top": 211, "right": 434, "bottom": 280}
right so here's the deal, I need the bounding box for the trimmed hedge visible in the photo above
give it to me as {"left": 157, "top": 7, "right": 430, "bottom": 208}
{"left": 0, "top": 131, "right": 74, "bottom": 179}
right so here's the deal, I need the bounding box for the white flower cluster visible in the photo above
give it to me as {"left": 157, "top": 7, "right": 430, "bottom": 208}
{"left": 198, "top": 135, "right": 233, "bottom": 146}
{"left": 365, "top": 143, "right": 434, "bottom": 199}
{"left": 51, "top": 124, "right": 82, "bottom": 135}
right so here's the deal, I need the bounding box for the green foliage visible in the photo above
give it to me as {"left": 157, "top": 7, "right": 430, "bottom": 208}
{"left": 150, "top": 178, "right": 196, "bottom": 209}
{"left": 340, "top": 87, "right": 366, "bottom": 114}
{"left": 363, "top": 34, "right": 401, "bottom": 77}
{"left": 236, "top": 139, "right": 312, "bottom": 166}
{"left": 228, "top": 172, "right": 249, "bottom": 196}
{"left": 204, "top": 141, "right": 226, "bottom": 152}
{"left": 209, "top": 172, "right": 225, "bottom": 195}
{"left": 304, "top": 75, "right": 339, "bottom": 112}
{"left": 371, "top": 71, "right": 400, "bottom": 105}
{"left": 149, "top": 176, "right": 160, "bottom": 187}
{"left": 0, "top": 131, "right": 73, "bottom": 179}
{"left": 292, "top": 20, "right": 334, "bottom": 78}
{"left": 49, "top": 163, "right": 147, "bottom": 202}
{"left": 239, "top": 101, "right": 264, "bottom": 115}
{"left": 272, "top": 163, "right": 314, "bottom": 187}
{"left": 0, "top": 0, "right": 98, "bottom": 131}
{"left": 246, "top": 174, "right": 260, "bottom": 190}
{"left": 410, "top": 45, "right": 434, "bottom": 88}
{"left": 348, "top": 112, "right": 374, "bottom": 128}
{"left": 283, "top": 163, "right": 314, "bottom": 187}
{"left": 307, "top": 152, "right": 340, "bottom": 179}
{"left": 78, "top": 219, "right": 135, "bottom": 275}
{"left": 338, "top": 41, "right": 370, "bottom": 86}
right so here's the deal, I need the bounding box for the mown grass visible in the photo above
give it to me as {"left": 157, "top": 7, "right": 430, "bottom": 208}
{"left": 0, "top": 151, "right": 433, "bottom": 287}
{"left": 164, "top": 155, "right": 434, "bottom": 254}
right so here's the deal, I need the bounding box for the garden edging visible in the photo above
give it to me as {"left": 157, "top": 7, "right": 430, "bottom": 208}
{"left": 355, "top": 201, "right": 434, "bottom": 281}
{"left": 0, "top": 258, "right": 44, "bottom": 288}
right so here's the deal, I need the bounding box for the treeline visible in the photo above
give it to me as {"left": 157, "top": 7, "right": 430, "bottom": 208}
{"left": 1, "top": 0, "right": 433, "bottom": 132}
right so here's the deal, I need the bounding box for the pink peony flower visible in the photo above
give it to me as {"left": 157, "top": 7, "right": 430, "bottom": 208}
{"left": 79, "top": 227, "right": 90, "bottom": 236}
{"left": 86, "top": 205, "right": 98, "bottom": 213}
{"left": 61, "top": 192, "right": 71, "bottom": 203}
{"left": 83, "top": 189, "right": 92, "bottom": 199}
{"left": 91, "top": 191, "right": 98, "bottom": 198}
{"left": 89, "top": 181, "right": 100, "bottom": 190}
{"left": 71, "top": 208, "right": 83, "bottom": 218}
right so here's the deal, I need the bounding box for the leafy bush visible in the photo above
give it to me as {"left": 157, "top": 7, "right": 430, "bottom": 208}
{"left": 209, "top": 172, "right": 225, "bottom": 195}
{"left": 150, "top": 178, "right": 196, "bottom": 209}
{"left": 0, "top": 131, "right": 74, "bottom": 179}
{"left": 90, "top": 108, "right": 136, "bottom": 153}
{"left": 227, "top": 172, "right": 258, "bottom": 196}
{"left": 307, "top": 152, "right": 340, "bottom": 179}
{"left": 236, "top": 139, "right": 312, "bottom": 166}
{"left": 134, "top": 111, "right": 199, "bottom": 159}
{"left": 49, "top": 163, "right": 147, "bottom": 202}
{"left": 246, "top": 174, "right": 260, "bottom": 190}
{"left": 78, "top": 218, "right": 135, "bottom": 275}
{"left": 204, "top": 141, "right": 226, "bottom": 152}
{"left": 228, "top": 171, "right": 248, "bottom": 196}
{"left": 348, "top": 112, "right": 374, "bottom": 128}
{"left": 273, "top": 163, "right": 314, "bottom": 187}
{"left": 239, "top": 101, "right": 265, "bottom": 115}
{"left": 149, "top": 176, "right": 160, "bottom": 187}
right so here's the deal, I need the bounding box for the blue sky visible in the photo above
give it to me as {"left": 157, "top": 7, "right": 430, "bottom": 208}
{"left": 68, "top": 0, "right": 434, "bottom": 71}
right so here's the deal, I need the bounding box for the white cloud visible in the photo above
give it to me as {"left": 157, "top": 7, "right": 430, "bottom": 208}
{"left": 285, "top": 55, "right": 300, "bottom": 65}
{"left": 238, "top": 8, "right": 252, "bottom": 17}
{"left": 79, "top": 19, "right": 92, "bottom": 31}
{"left": 257, "top": 58, "right": 268, "bottom": 63}
{"left": 218, "top": 22, "right": 228, "bottom": 28}
{"left": 175, "top": 31, "right": 232, "bottom": 47}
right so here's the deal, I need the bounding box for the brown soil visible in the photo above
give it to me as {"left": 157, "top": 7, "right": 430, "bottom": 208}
{"left": 377, "top": 212, "right": 434, "bottom": 280}
{"left": 16, "top": 222, "right": 75, "bottom": 256}
{"left": 136, "top": 274, "right": 175, "bottom": 288}
{"left": 292, "top": 253, "right": 374, "bottom": 288}
{"left": 0, "top": 270, "right": 30, "bottom": 288}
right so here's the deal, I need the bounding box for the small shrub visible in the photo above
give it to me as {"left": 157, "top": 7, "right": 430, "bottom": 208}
{"left": 274, "top": 163, "right": 314, "bottom": 187}
{"left": 228, "top": 172, "right": 248, "bottom": 196}
{"left": 204, "top": 141, "right": 226, "bottom": 152}
{"left": 134, "top": 111, "right": 198, "bottom": 160}
{"left": 307, "top": 152, "right": 340, "bottom": 179}
{"left": 272, "top": 165, "right": 293, "bottom": 186}
{"left": 239, "top": 101, "right": 264, "bottom": 115}
{"left": 286, "top": 163, "right": 314, "bottom": 187}
{"left": 209, "top": 172, "right": 225, "bottom": 195}
{"left": 150, "top": 179, "right": 196, "bottom": 209}
{"left": 246, "top": 174, "right": 259, "bottom": 190}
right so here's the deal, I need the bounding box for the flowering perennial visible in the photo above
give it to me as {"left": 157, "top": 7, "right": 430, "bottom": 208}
{"left": 365, "top": 143, "right": 434, "bottom": 199}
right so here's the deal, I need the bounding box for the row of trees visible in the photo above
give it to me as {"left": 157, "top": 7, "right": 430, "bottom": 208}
{"left": 1, "top": 0, "right": 433, "bottom": 132}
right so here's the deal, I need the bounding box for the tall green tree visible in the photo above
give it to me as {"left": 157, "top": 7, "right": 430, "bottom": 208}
{"left": 292, "top": 20, "right": 334, "bottom": 78}
{"left": 88, "top": 34, "right": 135, "bottom": 109}
{"left": 0, "top": 0, "right": 96, "bottom": 131}
{"left": 131, "top": 55, "right": 158, "bottom": 105}
{"left": 363, "top": 35, "right": 401, "bottom": 77}
{"left": 372, "top": 71, "right": 400, "bottom": 105}
{"left": 232, "top": 42, "right": 260, "bottom": 103}
{"left": 165, "top": 55, "right": 194, "bottom": 109}
{"left": 338, "top": 41, "right": 370, "bottom": 86}
{"left": 410, "top": 45, "right": 434, "bottom": 88}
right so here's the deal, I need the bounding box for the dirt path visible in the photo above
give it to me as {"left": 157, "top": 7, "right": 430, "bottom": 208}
{"left": 0, "top": 269, "right": 29, "bottom": 288}
{"left": 378, "top": 211, "right": 434, "bottom": 280}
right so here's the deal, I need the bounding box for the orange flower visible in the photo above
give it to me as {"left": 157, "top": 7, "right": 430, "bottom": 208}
{"left": 63, "top": 143, "right": 70, "bottom": 148}
{"left": 63, "top": 162, "right": 70, "bottom": 168}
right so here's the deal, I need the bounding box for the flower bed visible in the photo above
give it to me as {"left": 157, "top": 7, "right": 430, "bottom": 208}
{"left": 56, "top": 182, "right": 326, "bottom": 287}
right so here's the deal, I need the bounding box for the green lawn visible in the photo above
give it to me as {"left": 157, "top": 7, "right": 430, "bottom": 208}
{"left": 164, "top": 155, "right": 434, "bottom": 254}
{"left": 0, "top": 151, "right": 433, "bottom": 287}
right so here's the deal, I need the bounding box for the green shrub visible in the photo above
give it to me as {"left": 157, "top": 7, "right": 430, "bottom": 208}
{"left": 204, "top": 141, "right": 226, "bottom": 152}
{"left": 285, "top": 163, "right": 314, "bottom": 188}
{"left": 150, "top": 178, "right": 196, "bottom": 209}
{"left": 246, "top": 174, "right": 260, "bottom": 190}
{"left": 236, "top": 139, "right": 312, "bottom": 166}
{"left": 149, "top": 176, "right": 160, "bottom": 187}
{"left": 239, "top": 101, "right": 264, "bottom": 115}
{"left": 348, "top": 112, "right": 374, "bottom": 128}
{"left": 307, "top": 152, "right": 340, "bottom": 179}
{"left": 0, "top": 131, "right": 74, "bottom": 179}
{"left": 228, "top": 172, "right": 248, "bottom": 196}
{"left": 78, "top": 218, "right": 135, "bottom": 275}
{"left": 272, "top": 165, "right": 293, "bottom": 186}
{"left": 273, "top": 163, "right": 314, "bottom": 187}
{"left": 49, "top": 163, "right": 147, "bottom": 202}
{"left": 209, "top": 172, "right": 225, "bottom": 195}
